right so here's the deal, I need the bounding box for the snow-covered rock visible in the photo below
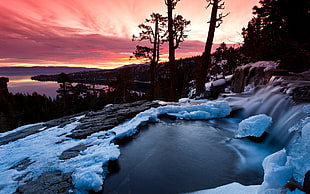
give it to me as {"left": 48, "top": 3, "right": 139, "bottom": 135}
{"left": 235, "top": 114, "right": 272, "bottom": 138}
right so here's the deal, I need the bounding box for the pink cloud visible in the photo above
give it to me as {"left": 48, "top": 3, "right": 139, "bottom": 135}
{"left": 0, "top": 0, "right": 257, "bottom": 68}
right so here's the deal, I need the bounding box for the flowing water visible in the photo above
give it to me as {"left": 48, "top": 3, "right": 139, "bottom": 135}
{"left": 103, "top": 84, "right": 308, "bottom": 194}
{"left": 223, "top": 85, "right": 308, "bottom": 147}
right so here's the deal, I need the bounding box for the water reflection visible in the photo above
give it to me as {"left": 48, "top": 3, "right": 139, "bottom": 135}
{"left": 7, "top": 75, "right": 59, "bottom": 98}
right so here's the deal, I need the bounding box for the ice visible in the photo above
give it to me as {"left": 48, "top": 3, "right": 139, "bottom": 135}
{"left": 303, "top": 104, "right": 310, "bottom": 113}
{"left": 302, "top": 122, "right": 310, "bottom": 141}
{"left": 286, "top": 118, "right": 310, "bottom": 184}
{"left": 112, "top": 101, "right": 231, "bottom": 139}
{"left": 164, "top": 101, "right": 231, "bottom": 120}
{"left": 73, "top": 170, "right": 103, "bottom": 193}
{"left": 188, "top": 182, "right": 260, "bottom": 194}
{"left": 235, "top": 114, "right": 272, "bottom": 138}
{"left": 243, "top": 83, "right": 255, "bottom": 94}
{"left": 260, "top": 149, "right": 294, "bottom": 191}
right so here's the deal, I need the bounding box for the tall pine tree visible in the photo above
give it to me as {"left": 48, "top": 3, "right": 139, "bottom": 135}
{"left": 242, "top": 0, "right": 310, "bottom": 72}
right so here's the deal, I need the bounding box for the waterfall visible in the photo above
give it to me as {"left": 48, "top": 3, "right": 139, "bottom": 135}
{"left": 222, "top": 84, "right": 308, "bottom": 147}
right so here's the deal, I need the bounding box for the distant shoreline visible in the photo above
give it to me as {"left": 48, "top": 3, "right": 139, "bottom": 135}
{"left": 0, "top": 66, "right": 100, "bottom": 98}
{"left": 0, "top": 66, "right": 100, "bottom": 77}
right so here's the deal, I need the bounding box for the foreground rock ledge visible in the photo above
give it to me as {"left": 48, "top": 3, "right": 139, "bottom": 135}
{"left": 10, "top": 100, "right": 159, "bottom": 194}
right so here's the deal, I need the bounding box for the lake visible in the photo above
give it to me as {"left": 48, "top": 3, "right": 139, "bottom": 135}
{"left": 0, "top": 66, "right": 99, "bottom": 98}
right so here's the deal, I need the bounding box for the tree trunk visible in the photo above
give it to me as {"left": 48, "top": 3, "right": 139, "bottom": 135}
{"left": 150, "top": 16, "right": 159, "bottom": 100}
{"left": 167, "top": 0, "right": 176, "bottom": 101}
{"left": 196, "top": 0, "right": 219, "bottom": 97}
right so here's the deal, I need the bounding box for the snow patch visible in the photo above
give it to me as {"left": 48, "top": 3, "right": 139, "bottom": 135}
{"left": 238, "top": 61, "right": 279, "bottom": 72}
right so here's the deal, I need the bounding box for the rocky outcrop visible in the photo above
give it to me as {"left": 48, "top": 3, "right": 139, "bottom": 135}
{"left": 231, "top": 61, "right": 278, "bottom": 93}
{"left": 230, "top": 61, "right": 310, "bottom": 102}
{"left": 13, "top": 171, "right": 73, "bottom": 194}
{"left": 9, "top": 100, "right": 159, "bottom": 193}
{"left": 0, "top": 124, "right": 45, "bottom": 146}
{"left": 67, "top": 100, "right": 159, "bottom": 139}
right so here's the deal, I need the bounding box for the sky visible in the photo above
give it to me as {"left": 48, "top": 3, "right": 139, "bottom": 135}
{"left": 0, "top": 0, "right": 259, "bottom": 69}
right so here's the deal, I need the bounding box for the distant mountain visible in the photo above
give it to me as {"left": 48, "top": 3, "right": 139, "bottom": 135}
{"left": 0, "top": 66, "right": 100, "bottom": 77}
{"left": 31, "top": 58, "right": 199, "bottom": 95}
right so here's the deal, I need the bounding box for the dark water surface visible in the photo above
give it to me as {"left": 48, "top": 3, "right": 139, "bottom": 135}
{"left": 104, "top": 120, "right": 264, "bottom": 194}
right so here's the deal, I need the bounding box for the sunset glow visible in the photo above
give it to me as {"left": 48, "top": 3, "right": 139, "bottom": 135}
{"left": 0, "top": 0, "right": 259, "bottom": 69}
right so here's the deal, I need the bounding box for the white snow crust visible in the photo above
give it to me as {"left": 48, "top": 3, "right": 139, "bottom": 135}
{"left": 188, "top": 182, "right": 260, "bottom": 194}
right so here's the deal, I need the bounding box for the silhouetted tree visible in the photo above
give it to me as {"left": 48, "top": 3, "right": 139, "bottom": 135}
{"left": 212, "top": 43, "right": 244, "bottom": 77}
{"left": 111, "top": 67, "right": 134, "bottom": 103}
{"left": 56, "top": 73, "right": 75, "bottom": 113}
{"left": 196, "top": 0, "right": 228, "bottom": 97}
{"left": 165, "top": 0, "right": 190, "bottom": 101}
{"left": 132, "top": 13, "right": 167, "bottom": 99}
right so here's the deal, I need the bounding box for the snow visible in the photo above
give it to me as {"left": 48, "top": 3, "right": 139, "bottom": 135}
{"left": 286, "top": 117, "right": 310, "bottom": 184}
{"left": 303, "top": 104, "right": 310, "bottom": 114}
{"left": 188, "top": 182, "right": 260, "bottom": 194}
{"left": 204, "top": 76, "right": 232, "bottom": 92}
{"left": 0, "top": 115, "right": 120, "bottom": 194}
{"left": 0, "top": 100, "right": 232, "bottom": 193}
{"left": 0, "top": 123, "right": 43, "bottom": 138}
{"left": 259, "top": 149, "right": 295, "bottom": 192}
{"left": 235, "top": 114, "right": 272, "bottom": 138}
{"left": 237, "top": 61, "right": 279, "bottom": 72}
{"left": 205, "top": 79, "right": 226, "bottom": 89}
{"left": 243, "top": 83, "right": 255, "bottom": 94}
{"left": 112, "top": 100, "right": 231, "bottom": 139}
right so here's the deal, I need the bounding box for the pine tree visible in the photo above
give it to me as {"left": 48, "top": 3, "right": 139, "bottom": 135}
{"left": 165, "top": 0, "right": 190, "bottom": 101}
{"left": 242, "top": 0, "right": 310, "bottom": 71}
{"left": 196, "top": 0, "right": 228, "bottom": 97}
{"left": 132, "top": 13, "right": 167, "bottom": 99}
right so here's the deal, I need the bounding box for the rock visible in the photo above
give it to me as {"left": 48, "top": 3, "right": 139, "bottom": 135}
{"left": 59, "top": 144, "right": 88, "bottom": 160}
{"left": 67, "top": 100, "right": 159, "bottom": 139}
{"left": 10, "top": 157, "right": 34, "bottom": 171}
{"left": 0, "top": 124, "right": 45, "bottom": 146}
{"left": 14, "top": 171, "right": 73, "bottom": 194}
{"left": 231, "top": 61, "right": 278, "bottom": 93}
{"left": 6, "top": 100, "right": 159, "bottom": 193}
{"left": 270, "top": 74, "right": 310, "bottom": 103}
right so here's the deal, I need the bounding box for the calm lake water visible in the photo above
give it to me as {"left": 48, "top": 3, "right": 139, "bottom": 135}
{"left": 0, "top": 67, "right": 99, "bottom": 98}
